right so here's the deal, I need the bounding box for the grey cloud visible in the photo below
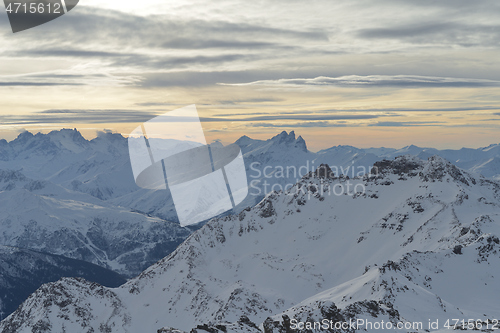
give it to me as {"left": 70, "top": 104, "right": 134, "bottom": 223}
{"left": 238, "top": 114, "right": 379, "bottom": 121}
{"left": 380, "top": 0, "right": 500, "bottom": 12}
{"left": 134, "top": 102, "right": 181, "bottom": 107}
{"left": 368, "top": 121, "right": 444, "bottom": 127}
{"left": 215, "top": 107, "right": 500, "bottom": 117}
{"left": 17, "top": 49, "right": 136, "bottom": 58}
{"left": 322, "top": 107, "right": 500, "bottom": 113}
{"left": 0, "top": 109, "right": 158, "bottom": 125}
{"left": 10, "top": 47, "right": 253, "bottom": 69}
{"left": 113, "top": 54, "right": 253, "bottom": 69}
{"left": 160, "top": 39, "right": 291, "bottom": 50}
{"left": 0, "top": 82, "right": 81, "bottom": 86}
{"left": 222, "top": 75, "right": 500, "bottom": 88}
{"left": 356, "top": 22, "right": 500, "bottom": 47}
{"left": 140, "top": 70, "right": 286, "bottom": 87}
{"left": 0, "top": 72, "right": 139, "bottom": 87}
{"left": 9, "top": 6, "right": 327, "bottom": 49}
{"left": 2, "top": 109, "right": 382, "bottom": 126}
{"left": 249, "top": 121, "right": 350, "bottom": 128}
{"left": 1, "top": 6, "right": 327, "bottom": 87}
{"left": 215, "top": 97, "right": 284, "bottom": 105}
{"left": 213, "top": 110, "right": 305, "bottom": 117}
{"left": 357, "top": 22, "right": 457, "bottom": 39}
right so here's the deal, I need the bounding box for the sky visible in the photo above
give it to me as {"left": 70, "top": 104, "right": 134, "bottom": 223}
{"left": 1, "top": 0, "right": 500, "bottom": 150}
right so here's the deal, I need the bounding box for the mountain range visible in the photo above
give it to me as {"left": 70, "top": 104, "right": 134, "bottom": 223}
{"left": 1, "top": 154, "right": 499, "bottom": 332}
{"left": 0, "top": 129, "right": 499, "bottom": 331}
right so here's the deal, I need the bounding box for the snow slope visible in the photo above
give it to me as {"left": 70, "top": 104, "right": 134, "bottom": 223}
{"left": 0, "top": 169, "right": 191, "bottom": 277}
{"left": 1, "top": 129, "right": 499, "bottom": 221}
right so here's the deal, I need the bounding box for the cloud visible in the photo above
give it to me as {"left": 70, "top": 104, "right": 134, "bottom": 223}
{"left": 0, "top": 109, "right": 158, "bottom": 125}
{"left": 368, "top": 121, "right": 444, "bottom": 127}
{"left": 0, "top": 6, "right": 332, "bottom": 87}
{"left": 321, "top": 107, "right": 500, "bottom": 113}
{"left": 356, "top": 22, "right": 460, "bottom": 40}
{"left": 215, "top": 97, "right": 284, "bottom": 105}
{"left": 248, "top": 121, "right": 350, "bottom": 128}
{"left": 7, "top": 7, "right": 327, "bottom": 53}
{"left": 160, "top": 39, "right": 292, "bottom": 50}
{"left": 217, "top": 107, "right": 500, "bottom": 117}
{"left": 13, "top": 49, "right": 135, "bottom": 58}
{"left": 5, "top": 4, "right": 499, "bottom": 89}
{"left": 134, "top": 102, "right": 179, "bottom": 107}
{"left": 220, "top": 75, "right": 500, "bottom": 88}
{"left": 356, "top": 22, "right": 500, "bottom": 47}
{"left": 237, "top": 114, "right": 379, "bottom": 121}
{"left": 0, "top": 70, "right": 141, "bottom": 87}
{"left": 2, "top": 109, "right": 383, "bottom": 126}
{"left": 112, "top": 54, "right": 254, "bottom": 69}
{"left": 213, "top": 110, "right": 308, "bottom": 117}
{"left": 0, "top": 82, "right": 81, "bottom": 86}
{"left": 221, "top": 75, "right": 500, "bottom": 87}
{"left": 140, "top": 70, "right": 288, "bottom": 87}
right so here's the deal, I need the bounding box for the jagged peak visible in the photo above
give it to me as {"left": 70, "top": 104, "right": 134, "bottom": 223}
{"left": 268, "top": 131, "right": 308, "bottom": 152}
{"left": 12, "top": 131, "right": 34, "bottom": 144}
{"left": 302, "top": 163, "right": 336, "bottom": 180}
{"left": 401, "top": 144, "right": 422, "bottom": 150}
{"left": 372, "top": 155, "right": 425, "bottom": 175}
{"left": 235, "top": 134, "right": 252, "bottom": 144}
{"left": 295, "top": 135, "right": 307, "bottom": 152}
{"left": 271, "top": 130, "right": 295, "bottom": 143}
{"left": 373, "top": 155, "right": 476, "bottom": 185}
{"left": 421, "top": 155, "right": 475, "bottom": 185}
{"left": 10, "top": 128, "right": 89, "bottom": 145}
{"left": 47, "top": 128, "right": 88, "bottom": 143}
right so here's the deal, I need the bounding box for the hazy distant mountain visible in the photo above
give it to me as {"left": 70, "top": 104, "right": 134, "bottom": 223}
{"left": 238, "top": 131, "right": 500, "bottom": 207}
{"left": 1, "top": 129, "right": 499, "bottom": 221}
{"left": 0, "top": 169, "right": 191, "bottom": 277}
{"left": 3, "top": 156, "right": 498, "bottom": 332}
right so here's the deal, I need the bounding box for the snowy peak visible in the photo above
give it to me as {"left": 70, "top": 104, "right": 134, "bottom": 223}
{"left": 46, "top": 128, "right": 86, "bottom": 143}
{"left": 1, "top": 154, "right": 500, "bottom": 332}
{"left": 234, "top": 135, "right": 254, "bottom": 147}
{"left": 372, "top": 155, "right": 425, "bottom": 176}
{"left": 237, "top": 131, "right": 308, "bottom": 154}
{"left": 373, "top": 155, "right": 476, "bottom": 185}
{"left": 295, "top": 135, "right": 307, "bottom": 152}
{"left": 7, "top": 128, "right": 90, "bottom": 157}
{"left": 269, "top": 131, "right": 307, "bottom": 151}
{"left": 421, "top": 155, "right": 476, "bottom": 185}
{"left": 271, "top": 130, "right": 296, "bottom": 144}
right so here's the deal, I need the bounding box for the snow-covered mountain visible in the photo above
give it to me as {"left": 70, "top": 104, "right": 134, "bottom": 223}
{"left": 0, "top": 246, "right": 126, "bottom": 319}
{"left": 238, "top": 132, "right": 500, "bottom": 209}
{"left": 374, "top": 144, "right": 500, "bottom": 181}
{"left": 1, "top": 129, "right": 499, "bottom": 221}
{"left": 0, "top": 169, "right": 191, "bottom": 277}
{"left": 3, "top": 155, "right": 498, "bottom": 332}
{"left": 0, "top": 129, "right": 498, "bottom": 268}
{"left": 0, "top": 129, "right": 179, "bottom": 221}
